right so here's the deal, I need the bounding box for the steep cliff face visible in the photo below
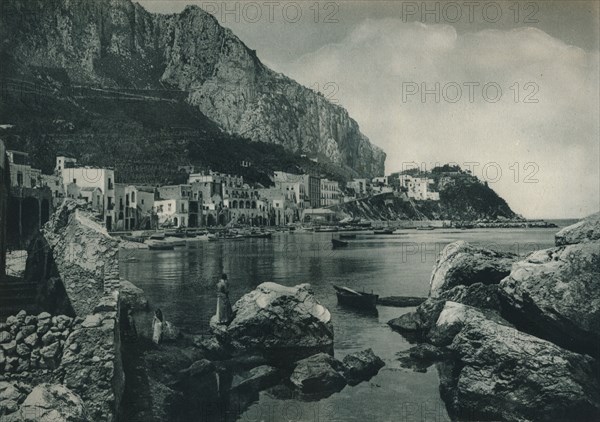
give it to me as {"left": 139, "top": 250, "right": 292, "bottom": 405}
{"left": 1, "top": 0, "right": 385, "bottom": 177}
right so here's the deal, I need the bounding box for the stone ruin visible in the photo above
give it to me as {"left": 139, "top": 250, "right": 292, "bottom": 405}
{"left": 0, "top": 200, "right": 124, "bottom": 421}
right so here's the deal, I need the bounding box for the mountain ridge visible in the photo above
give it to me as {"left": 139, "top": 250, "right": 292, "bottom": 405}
{"left": 0, "top": 0, "right": 385, "bottom": 177}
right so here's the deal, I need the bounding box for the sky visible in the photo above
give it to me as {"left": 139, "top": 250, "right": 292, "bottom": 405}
{"left": 137, "top": 1, "right": 599, "bottom": 219}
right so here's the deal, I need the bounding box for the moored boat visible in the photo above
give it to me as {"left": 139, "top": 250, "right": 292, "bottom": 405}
{"left": 149, "top": 231, "right": 165, "bottom": 240}
{"left": 331, "top": 238, "right": 349, "bottom": 248}
{"left": 147, "top": 241, "right": 175, "bottom": 251}
{"left": 373, "top": 228, "right": 395, "bottom": 235}
{"left": 333, "top": 285, "right": 378, "bottom": 310}
{"left": 339, "top": 233, "right": 356, "bottom": 239}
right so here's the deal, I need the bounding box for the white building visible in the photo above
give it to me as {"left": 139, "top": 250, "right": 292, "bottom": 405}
{"left": 347, "top": 178, "right": 368, "bottom": 196}
{"left": 6, "top": 150, "right": 42, "bottom": 189}
{"left": 61, "top": 166, "right": 116, "bottom": 229}
{"left": 320, "top": 179, "right": 340, "bottom": 207}
{"left": 153, "top": 199, "right": 189, "bottom": 228}
{"left": 398, "top": 175, "right": 440, "bottom": 201}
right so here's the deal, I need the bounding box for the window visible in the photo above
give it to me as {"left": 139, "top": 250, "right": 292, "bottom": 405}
{"left": 73, "top": 178, "right": 77, "bottom": 184}
{"left": 131, "top": 192, "right": 135, "bottom": 202}
{"left": 141, "top": 199, "right": 144, "bottom": 205}
{"left": 16, "top": 172, "right": 23, "bottom": 186}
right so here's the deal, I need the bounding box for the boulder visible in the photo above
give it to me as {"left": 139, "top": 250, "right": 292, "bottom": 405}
{"left": 341, "top": 348, "right": 384, "bottom": 385}
{"left": 119, "top": 279, "right": 149, "bottom": 311}
{"left": 429, "top": 241, "right": 515, "bottom": 297}
{"left": 555, "top": 212, "right": 600, "bottom": 246}
{"left": 231, "top": 365, "right": 280, "bottom": 391}
{"left": 290, "top": 353, "right": 346, "bottom": 394}
{"left": 428, "top": 302, "right": 510, "bottom": 346}
{"left": 388, "top": 283, "right": 501, "bottom": 340}
{"left": 3, "top": 384, "right": 90, "bottom": 422}
{"left": 211, "top": 283, "right": 333, "bottom": 360}
{"left": 178, "top": 359, "right": 215, "bottom": 379}
{"left": 500, "top": 240, "right": 600, "bottom": 357}
{"left": 440, "top": 312, "right": 600, "bottom": 422}
{"left": 0, "top": 382, "right": 27, "bottom": 416}
{"left": 397, "top": 344, "right": 447, "bottom": 372}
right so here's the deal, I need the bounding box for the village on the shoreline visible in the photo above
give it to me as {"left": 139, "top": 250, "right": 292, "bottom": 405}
{"left": 3, "top": 145, "right": 444, "bottom": 232}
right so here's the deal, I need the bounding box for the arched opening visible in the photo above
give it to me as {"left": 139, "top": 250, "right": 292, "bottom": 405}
{"left": 218, "top": 213, "right": 227, "bottom": 226}
{"left": 173, "top": 217, "right": 179, "bottom": 227}
{"left": 239, "top": 201, "right": 245, "bottom": 209}
{"left": 246, "top": 201, "right": 251, "bottom": 209}
{"left": 251, "top": 201, "right": 256, "bottom": 209}
{"left": 232, "top": 200, "right": 238, "bottom": 209}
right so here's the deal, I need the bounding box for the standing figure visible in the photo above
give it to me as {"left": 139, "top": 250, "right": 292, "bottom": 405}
{"left": 216, "top": 273, "right": 233, "bottom": 324}
{"left": 152, "top": 308, "right": 164, "bottom": 345}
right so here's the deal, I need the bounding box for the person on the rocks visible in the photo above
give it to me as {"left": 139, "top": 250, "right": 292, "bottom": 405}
{"left": 152, "top": 308, "right": 164, "bottom": 344}
{"left": 216, "top": 273, "right": 233, "bottom": 324}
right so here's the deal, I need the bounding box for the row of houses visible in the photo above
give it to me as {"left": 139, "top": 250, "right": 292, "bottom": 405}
{"left": 3, "top": 148, "right": 441, "bottom": 233}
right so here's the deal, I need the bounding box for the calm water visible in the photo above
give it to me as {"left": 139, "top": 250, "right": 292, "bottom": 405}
{"left": 120, "top": 224, "right": 569, "bottom": 422}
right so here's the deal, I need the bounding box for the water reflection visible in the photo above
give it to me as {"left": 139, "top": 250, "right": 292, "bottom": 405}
{"left": 120, "top": 228, "right": 559, "bottom": 422}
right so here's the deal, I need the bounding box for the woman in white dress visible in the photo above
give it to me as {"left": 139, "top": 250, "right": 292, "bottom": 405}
{"left": 215, "top": 274, "right": 233, "bottom": 324}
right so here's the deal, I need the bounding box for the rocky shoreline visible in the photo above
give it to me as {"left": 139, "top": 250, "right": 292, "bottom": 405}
{"left": 389, "top": 212, "right": 600, "bottom": 421}
{"left": 120, "top": 282, "right": 386, "bottom": 420}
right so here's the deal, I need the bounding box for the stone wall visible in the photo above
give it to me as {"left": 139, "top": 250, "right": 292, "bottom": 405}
{"left": 1, "top": 200, "right": 125, "bottom": 421}
{"left": 40, "top": 200, "right": 120, "bottom": 316}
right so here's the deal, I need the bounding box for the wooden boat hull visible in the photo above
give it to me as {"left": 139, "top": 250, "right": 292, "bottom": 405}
{"left": 148, "top": 243, "right": 174, "bottom": 251}
{"left": 335, "top": 292, "right": 378, "bottom": 310}
{"left": 333, "top": 285, "right": 378, "bottom": 310}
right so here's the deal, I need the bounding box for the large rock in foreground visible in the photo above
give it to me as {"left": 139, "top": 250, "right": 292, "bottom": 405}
{"left": 1, "top": 384, "right": 90, "bottom": 422}
{"left": 289, "top": 353, "right": 347, "bottom": 395}
{"left": 388, "top": 283, "right": 502, "bottom": 341}
{"left": 555, "top": 212, "right": 600, "bottom": 246}
{"left": 500, "top": 240, "right": 600, "bottom": 357}
{"left": 434, "top": 303, "right": 600, "bottom": 422}
{"left": 342, "top": 348, "right": 385, "bottom": 386}
{"left": 429, "top": 241, "right": 516, "bottom": 297}
{"left": 211, "top": 283, "right": 333, "bottom": 360}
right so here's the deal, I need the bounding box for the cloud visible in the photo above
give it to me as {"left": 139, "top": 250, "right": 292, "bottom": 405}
{"left": 271, "top": 19, "right": 599, "bottom": 219}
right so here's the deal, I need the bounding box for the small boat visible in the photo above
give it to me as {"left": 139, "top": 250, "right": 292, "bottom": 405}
{"left": 207, "top": 234, "right": 219, "bottom": 242}
{"left": 149, "top": 231, "right": 165, "bottom": 240}
{"left": 373, "top": 228, "right": 395, "bottom": 235}
{"left": 124, "top": 257, "right": 140, "bottom": 263}
{"left": 147, "top": 242, "right": 175, "bottom": 251}
{"left": 248, "top": 232, "right": 272, "bottom": 239}
{"left": 416, "top": 226, "right": 435, "bottom": 231}
{"left": 316, "top": 226, "right": 338, "bottom": 233}
{"left": 331, "top": 238, "right": 349, "bottom": 248}
{"left": 333, "top": 285, "right": 378, "bottom": 310}
{"left": 339, "top": 233, "right": 356, "bottom": 240}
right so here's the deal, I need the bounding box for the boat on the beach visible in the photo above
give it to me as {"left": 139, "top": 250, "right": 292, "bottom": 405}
{"left": 316, "top": 226, "right": 338, "bottom": 232}
{"left": 331, "top": 238, "right": 349, "bottom": 248}
{"left": 373, "top": 228, "right": 395, "bottom": 235}
{"left": 149, "top": 231, "right": 165, "bottom": 240}
{"left": 248, "top": 232, "right": 272, "bottom": 239}
{"left": 147, "top": 242, "right": 175, "bottom": 251}
{"left": 333, "top": 285, "right": 378, "bottom": 310}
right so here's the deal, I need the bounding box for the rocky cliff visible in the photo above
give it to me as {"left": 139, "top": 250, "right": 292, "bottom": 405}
{"left": 390, "top": 213, "right": 600, "bottom": 421}
{"left": 0, "top": 0, "right": 385, "bottom": 177}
